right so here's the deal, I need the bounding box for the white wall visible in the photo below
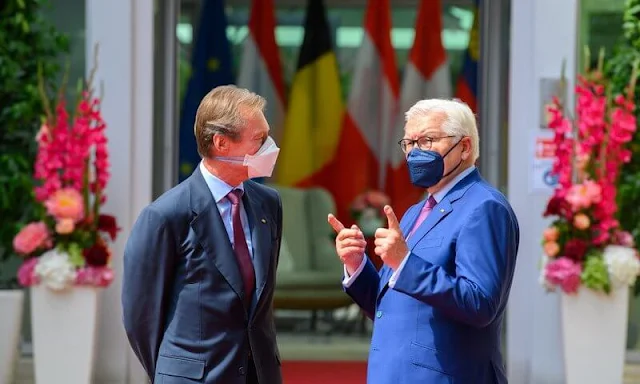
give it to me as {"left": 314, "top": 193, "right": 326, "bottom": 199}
{"left": 506, "top": 0, "right": 578, "bottom": 383}
{"left": 85, "top": 0, "right": 154, "bottom": 382}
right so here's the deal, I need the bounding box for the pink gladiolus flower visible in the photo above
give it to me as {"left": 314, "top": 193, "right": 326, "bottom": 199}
{"left": 13, "top": 222, "right": 52, "bottom": 255}
{"left": 545, "top": 257, "right": 582, "bottom": 294}
{"left": 45, "top": 188, "right": 85, "bottom": 222}
{"left": 17, "top": 258, "right": 40, "bottom": 287}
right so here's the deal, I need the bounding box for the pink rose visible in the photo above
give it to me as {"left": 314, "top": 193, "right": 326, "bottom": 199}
{"left": 13, "top": 222, "right": 52, "bottom": 255}
{"left": 573, "top": 213, "right": 591, "bottom": 230}
{"left": 544, "top": 241, "right": 560, "bottom": 258}
{"left": 44, "top": 188, "right": 85, "bottom": 222}
{"left": 545, "top": 257, "right": 582, "bottom": 294}
{"left": 543, "top": 227, "right": 559, "bottom": 242}
{"left": 17, "top": 258, "right": 40, "bottom": 287}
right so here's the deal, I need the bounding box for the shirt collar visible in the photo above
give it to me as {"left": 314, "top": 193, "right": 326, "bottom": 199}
{"left": 430, "top": 165, "right": 476, "bottom": 203}
{"left": 199, "top": 161, "right": 244, "bottom": 203}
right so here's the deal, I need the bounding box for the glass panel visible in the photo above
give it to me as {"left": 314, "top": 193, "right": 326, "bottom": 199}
{"left": 175, "top": 0, "right": 474, "bottom": 341}
{"left": 176, "top": 3, "right": 474, "bottom": 104}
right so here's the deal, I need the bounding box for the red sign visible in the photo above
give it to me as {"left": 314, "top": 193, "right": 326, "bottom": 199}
{"left": 535, "top": 137, "right": 556, "bottom": 159}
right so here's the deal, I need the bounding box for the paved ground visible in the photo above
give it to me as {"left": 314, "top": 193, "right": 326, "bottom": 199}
{"left": 13, "top": 334, "right": 640, "bottom": 383}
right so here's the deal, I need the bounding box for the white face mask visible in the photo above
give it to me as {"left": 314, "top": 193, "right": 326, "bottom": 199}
{"left": 216, "top": 136, "right": 280, "bottom": 179}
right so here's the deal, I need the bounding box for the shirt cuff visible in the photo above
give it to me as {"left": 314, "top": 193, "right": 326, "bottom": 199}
{"left": 342, "top": 255, "right": 367, "bottom": 288}
{"left": 388, "top": 252, "right": 411, "bottom": 288}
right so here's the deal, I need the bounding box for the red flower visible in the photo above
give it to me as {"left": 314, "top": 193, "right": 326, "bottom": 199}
{"left": 83, "top": 242, "right": 110, "bottom": 267}
{"left": 563, "top": 239, "right": 589, "bottom": 261}
{"left": 98, "top": 214, "right": 120, "bottom": 241}
{"left": 543, "top": 195, "right": 572, "bottom": 219}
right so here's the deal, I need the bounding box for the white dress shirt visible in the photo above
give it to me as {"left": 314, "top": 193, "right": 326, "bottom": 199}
{"left": 199, "top": 161, "right": 254, "bottom": 259}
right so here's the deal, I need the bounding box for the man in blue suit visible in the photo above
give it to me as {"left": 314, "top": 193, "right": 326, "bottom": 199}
{"left": 329, "top": 99, "right": 519, "bottom": 383}
{"left": 123, "top": 85, "right": 283, "bottom": 384}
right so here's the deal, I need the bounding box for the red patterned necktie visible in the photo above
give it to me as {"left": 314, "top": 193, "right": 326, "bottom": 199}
{"left": 226, "top": 189, "right": 256, "bottom": 304}
{"left": 407, "top": 196, "right": 437, "bottom": 239}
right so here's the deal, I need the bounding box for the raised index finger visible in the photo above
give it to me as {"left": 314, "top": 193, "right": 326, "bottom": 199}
{"left": 327, "top": 213, "right": 345, "bottom": 233}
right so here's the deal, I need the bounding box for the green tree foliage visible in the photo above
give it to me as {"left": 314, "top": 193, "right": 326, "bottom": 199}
{"left": 0, "top": 0, "right": 68, "bottom": 288}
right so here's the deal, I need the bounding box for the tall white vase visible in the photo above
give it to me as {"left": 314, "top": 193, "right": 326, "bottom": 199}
{"left": 30, "top": 286, "right": 99, "bottom": 384}
{"left": 561, "top": 286, "right": 629, "bottom": 384}
{"left": 0, "top": 290, "right": 25, "bottom": 384}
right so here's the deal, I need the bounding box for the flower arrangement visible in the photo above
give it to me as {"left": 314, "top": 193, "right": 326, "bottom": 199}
{"left": 540, "top": 52, "right": 640, "bottom": 295}
{"left": 12, "top": 51, "right": 119, "bottom": 291}
{"left": 350, "top": 190, "right": 391, "bottom": 237}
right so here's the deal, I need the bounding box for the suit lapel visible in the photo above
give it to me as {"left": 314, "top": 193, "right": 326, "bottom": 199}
{"left": 189, "top": 171, "right": 245, "bottom": 302}
{"left": 242, "top": 184, "right": 272, "bottom": 313}
{"left": 406, "top": 199, "right": 453, "bottom": 248}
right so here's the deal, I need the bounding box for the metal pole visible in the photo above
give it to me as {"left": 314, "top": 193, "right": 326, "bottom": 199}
{"left": 478, "top": 0, "right": 511, "bottom": 193}
{"left": 153, "top": 0, "right": 179, "bottom": 198}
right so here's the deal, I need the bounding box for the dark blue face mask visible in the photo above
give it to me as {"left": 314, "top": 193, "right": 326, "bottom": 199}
{"left": 406, "top": 139, "right": 463, "bottom": 188}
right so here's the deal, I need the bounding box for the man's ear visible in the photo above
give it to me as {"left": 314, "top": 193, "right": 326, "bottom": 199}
{"left": 461, "top": 137, "right": 472, "bottom": 161}
{"left": 212, "top": 134, "right": 229, "bottom": 155}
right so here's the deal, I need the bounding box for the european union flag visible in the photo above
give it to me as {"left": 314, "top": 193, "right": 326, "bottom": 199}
{"left": 178, "top": 0, "right": 234, "bottom": 183}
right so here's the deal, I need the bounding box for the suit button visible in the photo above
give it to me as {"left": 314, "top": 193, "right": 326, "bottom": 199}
{"left": 239, "top": 366, "right": 245, "bottom": 376}
{"left": 376, "top": 310, "right": 382, "bottom": 318}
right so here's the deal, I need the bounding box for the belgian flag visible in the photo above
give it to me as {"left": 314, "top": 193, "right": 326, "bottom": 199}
{"left": 276, "top": 0, "right": 344, "bottom": 187}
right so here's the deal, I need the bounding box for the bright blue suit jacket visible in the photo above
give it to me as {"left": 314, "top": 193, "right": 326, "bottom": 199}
{"left": 345, "top": 169, "right": 519, "bottom": 383}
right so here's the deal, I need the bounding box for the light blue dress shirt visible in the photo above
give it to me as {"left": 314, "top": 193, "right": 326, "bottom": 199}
{"left": 343, "top": 166, "right": 477, "bottom": 287}
{"left": 199, "top": 161, "right": 254, "bottom": 259}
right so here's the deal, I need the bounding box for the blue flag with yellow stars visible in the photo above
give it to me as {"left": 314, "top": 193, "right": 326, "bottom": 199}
{"left": 178, "top": 0, "right": 234, "bottom": 183}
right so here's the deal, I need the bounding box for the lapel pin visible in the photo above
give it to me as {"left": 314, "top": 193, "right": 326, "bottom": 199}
{"left": 439, "top": 208, "right": 445, "bottom": 213}
{"left": 261, "top": 218, "right": 267, "bottom": 224}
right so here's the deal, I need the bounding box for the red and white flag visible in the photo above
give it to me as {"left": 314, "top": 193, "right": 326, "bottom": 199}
{"left": 237, "top": 0, "right": 286, "bottom": 147}
{"left": 384, "top": 0, "right": 450, "bottom": 217}
{"left": 328, "top": 0, "right": 400, "bottom": 222}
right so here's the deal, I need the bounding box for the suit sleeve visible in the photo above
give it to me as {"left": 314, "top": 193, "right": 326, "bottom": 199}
{"left": 122, "top": 206, "right": 177, "bottom": 379}
{"left": 343, "top": 258, "right": 381, "bottom": 319}
{"left": 391, "top": 200, "right": 519, "bottom": 328}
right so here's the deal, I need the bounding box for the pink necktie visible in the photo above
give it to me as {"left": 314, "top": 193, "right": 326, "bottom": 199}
{"left": 227, "top": 189, "right": 256, "bottom": 304}
{"left": 407, "top": 196, "right": 437, "bottom": 239}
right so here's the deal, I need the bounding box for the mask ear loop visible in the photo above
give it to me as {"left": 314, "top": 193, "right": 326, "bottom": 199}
{"left": 441, "top": 136, "right": 465, "bottom": 178}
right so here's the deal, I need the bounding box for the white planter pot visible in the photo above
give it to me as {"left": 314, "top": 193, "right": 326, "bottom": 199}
{"left": 561, "top": 286, "right": 629, "bottom": 384}
{"left": 31, "top": 286, "right": 99, "bottom": 384}
{"left": 0, "top": 290, "right": 25, "bottom": 384}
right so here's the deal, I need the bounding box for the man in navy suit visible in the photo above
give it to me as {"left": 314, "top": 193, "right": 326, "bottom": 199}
{"left": 123, "top": 85, "right": 283, "bottom": 384}
{"left": 329, "top": 99, "right": 519, "bottom": 383}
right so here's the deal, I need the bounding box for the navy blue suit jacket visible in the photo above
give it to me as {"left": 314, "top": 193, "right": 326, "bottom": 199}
{"left": 346, "top": 169, "right": 519, "bottom": 383}
{"left": 122, "top": 169, "right": 283, "bottom": 384}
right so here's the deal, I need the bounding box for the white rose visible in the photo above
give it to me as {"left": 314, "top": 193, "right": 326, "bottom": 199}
{"left": 34, "top": 249, "right": 77, "bottom": 291}
{"left": 603, "top": 245, "right": 640, "bottom": 288}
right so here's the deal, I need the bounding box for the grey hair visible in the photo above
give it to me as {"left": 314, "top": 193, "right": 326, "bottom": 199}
{"left": 405, "top": 98, "right": 480, "bottom": 162}
{"left": 194, "top": 85, "right": 266, "bottom": 158}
